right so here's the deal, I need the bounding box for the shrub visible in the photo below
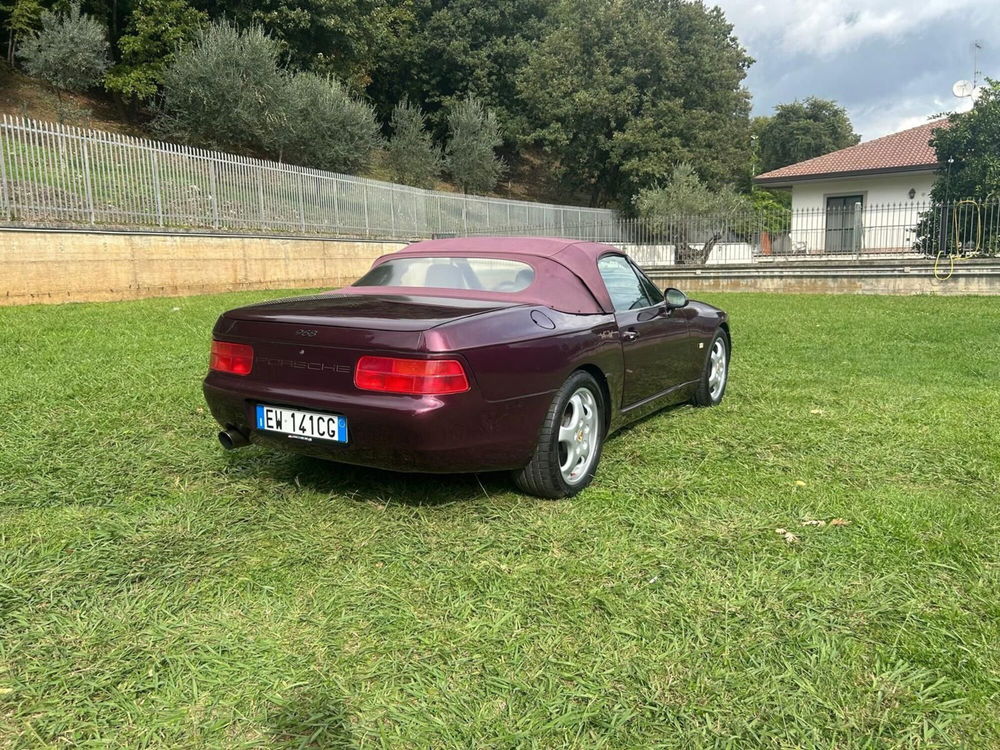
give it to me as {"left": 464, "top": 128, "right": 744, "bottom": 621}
{"left": 18, "top": 3, "right": 109, "bottom": 96}
{"left": 385, "top": 98, "right": 443, "bottom": 188}
{"left": 156, "top": 22, "right": 285, "bottom": 154}
{"left": 445, "top": 96, "right": 505, "bottom": 194}
{"left": 275, "top": 72, "right": 382, "bottom": 174}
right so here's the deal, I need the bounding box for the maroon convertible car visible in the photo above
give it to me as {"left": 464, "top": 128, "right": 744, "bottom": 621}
{"left": 203, "top": 237, "right": 730, "bottom": 497}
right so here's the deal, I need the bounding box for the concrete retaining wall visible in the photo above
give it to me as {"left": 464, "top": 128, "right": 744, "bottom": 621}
{"left": 647, "top": 259, "right": 1000, "bottom": 296}
{"left": 0, "top": 229, "right": 406, "bottom": 306}
{"left": 3, "top": 228, "right": 999, "bottom": 306}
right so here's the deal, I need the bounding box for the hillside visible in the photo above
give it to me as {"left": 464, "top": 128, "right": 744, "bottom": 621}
{"left": 0, "top": 64, "right": 583, "bottom": 207}
{"left": 0, "top": 63, "right": 143, "bottom": 135}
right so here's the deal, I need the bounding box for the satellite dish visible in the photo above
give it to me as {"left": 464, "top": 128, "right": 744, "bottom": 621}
{"left": 953, "top": 79, "right": 975, "bottom": 98}
{"left": 971, "top": 86, "right": 983, "bottom": 102}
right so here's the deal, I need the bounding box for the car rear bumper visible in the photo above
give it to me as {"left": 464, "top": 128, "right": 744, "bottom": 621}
{"left": 203, "top": 376, "right": 554, "bottom": 473}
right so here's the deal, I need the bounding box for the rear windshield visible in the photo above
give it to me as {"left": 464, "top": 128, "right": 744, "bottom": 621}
{"left": 354, "top": 256, "right": 536, "bottom": 292}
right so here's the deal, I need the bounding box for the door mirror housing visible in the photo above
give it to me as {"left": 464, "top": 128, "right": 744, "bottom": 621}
{"left": 664, "top": 288, "right": 689, "bottom": 310}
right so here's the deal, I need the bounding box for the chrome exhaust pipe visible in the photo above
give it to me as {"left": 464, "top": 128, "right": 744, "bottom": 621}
{"left": 218, "top": 427, "right": 249, "bottom": 450}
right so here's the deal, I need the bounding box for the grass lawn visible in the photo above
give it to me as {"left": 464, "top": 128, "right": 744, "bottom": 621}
{"left": 1, "top": 291, "right": 999, "bottom": 747}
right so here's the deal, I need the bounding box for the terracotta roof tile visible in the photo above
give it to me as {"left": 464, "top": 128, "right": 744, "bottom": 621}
{"left": 755, "top": 118, "right": 948, "bottom": 183}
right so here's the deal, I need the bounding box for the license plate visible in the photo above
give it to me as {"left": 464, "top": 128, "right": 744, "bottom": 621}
{"left": 255, "top": 404, "right": 348, "bottom": 443}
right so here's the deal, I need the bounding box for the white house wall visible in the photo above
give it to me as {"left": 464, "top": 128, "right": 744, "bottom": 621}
{"left": 788, "top": 172, "right": 936, "bottom": 253}
{"left": 622, "top": 243, "right": 755, "bottom": 266}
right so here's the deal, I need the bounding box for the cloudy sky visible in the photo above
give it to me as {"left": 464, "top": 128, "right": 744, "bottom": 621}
{"left": 714, "top": 0, "right": 1000, "bottom": 140}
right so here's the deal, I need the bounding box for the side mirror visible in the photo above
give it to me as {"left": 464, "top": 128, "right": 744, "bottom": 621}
{"left": 664, "top": 288, "right": 689, "bottom": 310}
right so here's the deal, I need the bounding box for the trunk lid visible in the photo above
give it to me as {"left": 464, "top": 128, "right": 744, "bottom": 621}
{"left": 213, "top": 293, "right": 524, "bottom": 395}
{"left": 223, "top": 292, "right": 522, "bottom": 332}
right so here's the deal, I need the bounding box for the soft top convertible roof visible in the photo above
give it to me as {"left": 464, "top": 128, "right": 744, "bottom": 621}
{"left": 333, "top": 237, "right": 622, "bottom": 314}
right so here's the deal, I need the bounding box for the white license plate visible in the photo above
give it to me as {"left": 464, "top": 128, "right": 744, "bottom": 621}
{"left": 255, "top": 404, "right": 348, "bottom": 443}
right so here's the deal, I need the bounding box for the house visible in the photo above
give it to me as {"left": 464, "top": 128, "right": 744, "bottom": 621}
{"left": 754, "top": 119, "right": 947, "bottom": 255}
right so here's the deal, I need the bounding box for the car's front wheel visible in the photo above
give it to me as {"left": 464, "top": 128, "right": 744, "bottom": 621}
{"left": 692, "top": 328, "right": 730, "bottom": 407}
{"left": 513, "top": 370, "right": 605, "bottom": 499}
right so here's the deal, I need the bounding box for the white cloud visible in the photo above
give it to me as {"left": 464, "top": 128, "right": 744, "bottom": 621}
{"left": 851, "top": 95, "right": 973, "bottom": 139}
{"left": 717, "top": 0, "right": 981, "bottom": 57}
{"left": 718, "top": 0, "right": 998, "bottom": 139}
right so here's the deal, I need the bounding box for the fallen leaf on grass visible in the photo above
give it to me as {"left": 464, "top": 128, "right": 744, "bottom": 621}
{"left": 0, "top": 688, "right": 13, "bottom": 696}
{"left": 794, "top": 480, "right": 807, "bottom": 487}
{"left": 829, "top": 518, "right": 852, "bottom": 527}
{"left": 801, "top": 519, "right": 826, "bottom": 527}
{"left": 809, "top": 409, "right": 825, "bottom": 415}
{"left": 775, "top": 528, "right": 800, "bottom": 544}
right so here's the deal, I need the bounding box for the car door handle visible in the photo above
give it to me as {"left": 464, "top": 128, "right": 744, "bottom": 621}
{"left": 622, "top": 330, "right": 640, "bottom": 341}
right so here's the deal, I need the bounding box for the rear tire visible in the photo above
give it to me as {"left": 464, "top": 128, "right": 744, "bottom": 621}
{"left": 513, "top": 371, "right": 605, "bottom": 499}
{"left": 692, "top": 328, "right": 730, "bottom": 407}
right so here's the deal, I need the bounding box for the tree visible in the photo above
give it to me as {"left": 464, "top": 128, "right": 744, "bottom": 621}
{"left": 445, "top": 95, "right": 505, "bottom": 194}
{"left": 913, "top": 80, "right": 1000, "bottom": 255}
{"left": 928, "top": 82, "right": 1000, "bottom": 204}
{"left": 157, "top": 22, "right": 381, "bottom": 173}
{"left": 155, "top": 22, "right": 286, "bottom": 154}
{"left": 636, "top": 164, "right": 752, "bottom": 264}
{"left": 78, "top": 0, "right": 136, "bottom": 49}
{"left": 366, "top": 0, "right": 551, "bottom": 142}
{"left": 189, "top": 0, "right": 410, "bottom": 89}
{"left": 104, "top": 0, "right": 207, "bottom": 109}
{"left": 755, "top": 98, "right": 859, "bottom": 174}
{"left": 517, "top": 0, "right": 752, "bottom": 207}
{"left": 385, "top": 98, "right": 443, "bottom": 188}
{"left": 3, "top": 0, "right": 42, "bottom": 64}
{"left": 275, "top": 72, "right": 382, "bottom": 173}
{"left": 18, "top": 4, "right": 110, "bottom": 97}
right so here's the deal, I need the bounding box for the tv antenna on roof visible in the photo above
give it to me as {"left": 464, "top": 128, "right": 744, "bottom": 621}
{"left": 952, "top": 40, "right": 985, "bottom": 104}
{"left": 971, "top": 39, "right": 983, "bottom": 88}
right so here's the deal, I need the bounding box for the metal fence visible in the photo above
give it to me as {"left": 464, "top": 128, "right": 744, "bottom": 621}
{"left": 476, "top": 199, "right": 1000, "bottom": 266}
{"left": 0, "top": 115, "right": 616, "bottom": 238}
{"left": 4, "top": 115, "right": 997, "bottom": 268}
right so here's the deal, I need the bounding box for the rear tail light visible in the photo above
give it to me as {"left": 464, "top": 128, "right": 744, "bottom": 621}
{"left": 210, "top": 340, "right": 254, "bottom": 375}
{"left": 354, "top": 356, "right": 469, "bottom": 395}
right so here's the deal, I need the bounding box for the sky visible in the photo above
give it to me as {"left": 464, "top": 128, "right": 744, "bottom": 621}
{"left": 714, "top": 0, "right": 1000, "bottom": 140}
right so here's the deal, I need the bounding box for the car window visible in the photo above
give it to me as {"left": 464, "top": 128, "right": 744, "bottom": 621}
{"left": 631, "top": 262, "right": 664, "bottom": 305}
{"left": 354, "top": 257, "right": 535, "bottom": 292}
{"left": 598, "top": 255, "right": 659, "bottom": 311}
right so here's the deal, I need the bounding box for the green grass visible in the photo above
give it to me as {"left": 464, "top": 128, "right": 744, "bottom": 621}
{"left": 1, "top": 291, "right": 999, "bottom": 748}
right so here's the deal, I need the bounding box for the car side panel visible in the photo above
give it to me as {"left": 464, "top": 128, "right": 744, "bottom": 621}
{"left": 683, "top": 300, "right": 730, "bottom": 378}
{"left": 426, "top": 306, "right": 626, "bottom": 431}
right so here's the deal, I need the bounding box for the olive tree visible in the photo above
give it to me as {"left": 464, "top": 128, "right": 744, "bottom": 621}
{"left": 636, "top": 164, "right": 752, "bottom": 265}
{"left": 156, "top": 22, "right": 286, "bottom": 154}
{"left": 18, "top": 4, "right": 109, "bottom": 97}
{"left": 445, "top": 96, "right": 505, "bottom": 194}
{"left": 276, "top": 72, "right": 382, "bottom": 174}
{"left": 385, "top": 98, "right": 443, "bottom": 188}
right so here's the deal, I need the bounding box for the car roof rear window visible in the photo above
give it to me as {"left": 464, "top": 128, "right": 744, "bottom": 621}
{"left": 354, "top": 256, "right": 536, "bottom": 293}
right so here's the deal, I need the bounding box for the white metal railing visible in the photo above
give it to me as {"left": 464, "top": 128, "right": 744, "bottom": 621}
{"left": 6, "top": 115, "right": 996, "bottom": 268}
{"left": 472, "top": 200, "right": 1000, "bottom": 265}
{"left": 0, "top": 115, "right": 616, "bottom": 238}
